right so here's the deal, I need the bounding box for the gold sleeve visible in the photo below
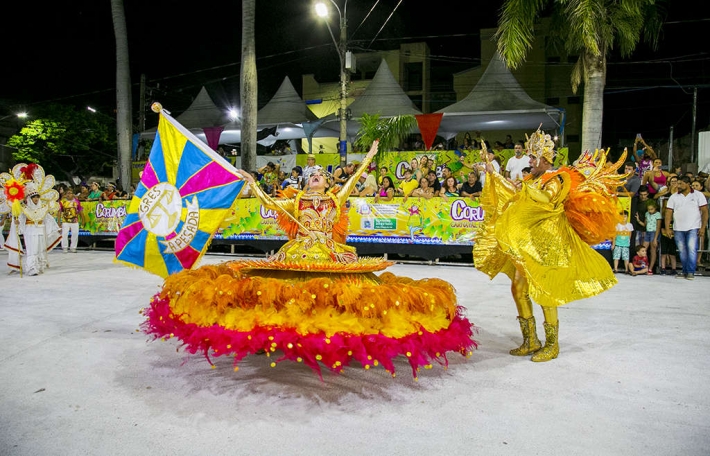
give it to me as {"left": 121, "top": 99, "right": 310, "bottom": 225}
{"left": 248, "top": 181, "right": 296, "bottom": 215}
{"left": 527, "top": 171, "right": 571, "bottom": 205}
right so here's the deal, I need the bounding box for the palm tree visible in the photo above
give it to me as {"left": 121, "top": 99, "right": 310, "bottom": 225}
{"left": 354, "top": 114, "right": 417, "bottom": 152}
{"left": 240, "top": 0, "right": 257, "bottom": 172}
{"left": 110, "top": 0, "right": 132, "bottom": 191}
{"left": 496, "top": 0, "right": 663, "bottom": 153}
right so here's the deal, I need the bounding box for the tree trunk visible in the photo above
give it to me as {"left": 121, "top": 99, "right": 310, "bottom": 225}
{"left": 111, "top": 0, "right": 132, "bottom": 192}
{"left": 580, "top": 51, "right": 606, "bottom": 153}
{"left": 240, "top": 0, "right": 257, "bottom": 172}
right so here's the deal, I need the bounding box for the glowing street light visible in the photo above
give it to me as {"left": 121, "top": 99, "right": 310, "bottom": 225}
{"left": 315, "top": 0, "right": 349, "bottom": 167}
{"left": 87, "top": 106, "right": 97, "bottom": 113}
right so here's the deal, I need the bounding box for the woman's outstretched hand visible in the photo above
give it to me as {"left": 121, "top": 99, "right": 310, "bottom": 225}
{"left": 236, "top": 169, "right": 254, "bottom": 184}
{"left": 366, "top": 140, "right": 380, "bottom": 161}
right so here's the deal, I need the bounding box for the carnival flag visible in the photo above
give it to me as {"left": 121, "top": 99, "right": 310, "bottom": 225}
{"left": 115, "top": 104, "right": 244, "bottom": 277}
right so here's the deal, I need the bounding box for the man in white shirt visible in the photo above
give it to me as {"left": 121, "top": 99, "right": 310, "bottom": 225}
{"left": 664, "top": 176, "right": 708, "bottom": 279}
{"left": 301, "top": 154, "right": 318, "bottom": 189}
{"left": 505, "top": 141, "right": 531, "bottom": 182}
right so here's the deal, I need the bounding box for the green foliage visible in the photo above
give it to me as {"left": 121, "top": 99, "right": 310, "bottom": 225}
{"left": 354, "top": 113, "right": 417, "bottom": 152}
{"left": 6, "top": 104, "right": 117, "bottom": 180}
{"left": 496, "top": 0, "right": 664, "bottom": 71}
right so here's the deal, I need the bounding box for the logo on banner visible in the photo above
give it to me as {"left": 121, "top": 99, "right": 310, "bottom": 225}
{"left": 138, "top": 183, "right": 200, "bottom": 253}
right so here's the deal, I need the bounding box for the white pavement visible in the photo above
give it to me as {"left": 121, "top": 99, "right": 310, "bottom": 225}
{"left": 0, "top": 249, "right": 708, "bottom": 456}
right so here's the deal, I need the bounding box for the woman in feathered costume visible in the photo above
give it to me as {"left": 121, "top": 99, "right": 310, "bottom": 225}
{"left": 473, "top": 130, "right": 626, "bottom": 362}
{"left": 143, "top": 141, "right": 476, "bottom": 378}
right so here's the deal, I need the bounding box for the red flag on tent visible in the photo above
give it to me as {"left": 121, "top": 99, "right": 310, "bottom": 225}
{"left": 415, "top": 113, "right": 443, "bottom": 150}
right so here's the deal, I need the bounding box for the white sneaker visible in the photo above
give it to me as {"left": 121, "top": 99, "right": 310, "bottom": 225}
{"left": 70, "top": 249, "right": 77, "bottom": 253}
{"left": 63, "top": 249, "right": 68, "bottom": 253}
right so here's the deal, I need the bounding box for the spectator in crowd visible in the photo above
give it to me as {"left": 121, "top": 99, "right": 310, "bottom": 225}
{"left": 503, "top": 134, "right": 515, "bottom": 149}
{"left": 399, "top": 167, "right": 419, "bottom": 197}
{"left": 353, "top": 171, "right": 378, "bottom": 197}
{"left": 505, "top": 141, "right": 531, "bottom": 182}
{"left": 87, "top": 182, "right": 102, "bottom": 200}
{"left": 239, "top": 171, "right": 260, "bottom": 198}
{"left": 620, "top": 161, "right": 641, "bottom": 196}
{"left": 659, "top": 214, "right": 677, "bottom": 275}
{"left": 440, "top": 176, "right": 460, "bottom": 199}
{"left": 301, "top": 154, "right": 318, "bottom": 186}
{"left": 258, "top": 161, "right": 280, "bottom": 196}
{"left": 691, "top": 179, "right": 708, "bottom": 268}
{"left": 377, "top": 166, "right": 390, "bottom": 186}
{"left": 439, "top": 166, "right": 456, "bottom": 186}
{"left": 636, "top": 200, "right": 662, "bottom": 275}
{"left": 409, "top": 157, "right": 422, "bottom": 182}
{"left": 333, "top": 162, "right": 356, "bottom": 185}
{"left": 692, "top": 179, "right": 710, "bottom": 201}
{"left": 459, "top": 171, "right": 482, "bottom": 199}
{"left": 282, "top": 166, "right": 303, "bottom": 190}
{"left": 664, "top": 175, "right": 708, "bottom": 279}
{"left": 419, "top": 156, "right": 433, "bottom": 178}
{"left": 654, "top": 175, "right": 678, "bottom": 200}
{"left": 612, "top": 211, "right": 634, "bottom": 273}
{"left": 641, "top": 158, "right": 670, "bottom": 197}
{"left": 521, "top": 166, "right": 532, "bottom": 180}
{"left": 77, "top": 182, "right": 90, "bottom": 201}
{"left": 630, "top": 245, "right": 649, "bottom": 276}
{"left": 477, "top": 147, "right": 500, "bottom": 187}
{"left": 409, "top": 177, "right": 435, "bottom": 200}
{"left": 632, "top": 135, "right": 656, "bottom": 176}
{"left": 630, "top": 185, "right": 651, "bottom": 251}
{"left": 493, "top": 141, "right": 505, "bottom": 153}
{"left": 374, "top": 176, "right": 395, "bottom": 202}
{"left": 58, "top": 188, "right": 83, "bottom": 253}
{"left": 426, "top": 170, "right": 441, "bottom": 193}
{"left": 100, "top": 182, "right": 118, "bottom": 201}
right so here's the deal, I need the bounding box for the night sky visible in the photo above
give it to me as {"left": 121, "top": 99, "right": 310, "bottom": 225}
{"left": 2, "top": 1, "right": 708, "bottom": 149}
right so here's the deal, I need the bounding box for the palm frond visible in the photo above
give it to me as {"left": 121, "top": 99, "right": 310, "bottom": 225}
{"left": 495, "top": 0, "right": 549, "bottom": 69}
{"left": 354, "top": 114, "right": 417, "bottom": 152}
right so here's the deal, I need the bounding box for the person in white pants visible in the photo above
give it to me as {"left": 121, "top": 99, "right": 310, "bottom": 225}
{"left": 59, "top": 188, "right": 83, "bottom": 253}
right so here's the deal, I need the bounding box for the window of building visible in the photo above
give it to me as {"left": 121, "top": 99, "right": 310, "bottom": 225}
{"left": 410, "top": 95, "right": 423, "bottom": 111}
{"left": 405, "top": 62, "right": 423, "bottom": 92}
{"left": 567, "top": 135, "right": 580, "bottom": 143}
{"left": 546, "top": 97, "right": 560, "bottom": 105}
{"left": 567, "top": 96, "right": 580, "bottom": 104}
{"left": 567, "top": 55, "right": 579, "bottom": 63}
{"left": 546, "top": 56, "right": 561, "bottom": 64}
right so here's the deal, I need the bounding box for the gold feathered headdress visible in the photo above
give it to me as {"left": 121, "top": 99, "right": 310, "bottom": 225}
{"left": 525, "top": 127, "right": 556, "bottom": 164}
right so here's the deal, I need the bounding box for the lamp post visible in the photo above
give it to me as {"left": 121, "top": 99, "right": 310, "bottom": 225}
{"left": 315, "top": 0, "right": 349, "bottom": 167}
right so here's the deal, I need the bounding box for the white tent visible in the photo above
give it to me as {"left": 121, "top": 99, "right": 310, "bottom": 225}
{"left": 436, "top": 52, "right": 564, "bottom": 137}
{"left": 318, "top": 59, "right": 423, "bottom": 139}
{"left": 212, "top": 77, "right": 335, "bottom": 146}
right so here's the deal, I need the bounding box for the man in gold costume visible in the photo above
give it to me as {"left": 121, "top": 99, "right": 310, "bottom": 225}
{"left": 474, "top": 130, "right": 624, "bottom": 362}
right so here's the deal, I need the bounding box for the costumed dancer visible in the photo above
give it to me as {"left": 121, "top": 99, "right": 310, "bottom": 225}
{"left": 473, "top": 130, "right": 626, "bottom": 361}
{"left": 142, "top": 141, "right": 477, "bottom": 378}
{"left": 1, "top": 163, "right": 61, "bottom": 275}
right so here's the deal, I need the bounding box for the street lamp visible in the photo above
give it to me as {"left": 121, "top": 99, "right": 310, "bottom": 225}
{"left": 315, "top": 0, "right": 349, "bottom": 167}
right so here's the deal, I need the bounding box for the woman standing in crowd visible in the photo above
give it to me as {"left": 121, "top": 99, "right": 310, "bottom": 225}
{"left": 374, "top": 176, "right": 395, "bottom": 202}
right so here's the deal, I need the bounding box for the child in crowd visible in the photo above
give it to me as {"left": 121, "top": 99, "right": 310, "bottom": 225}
{"left": 635, "top": 200, "right": 662, "bottom": 274}
{"left": 281, "top": 166, "right": 303, "bottom": 190}
{"left": 631, "top": 245, "right": 649, "bottom": 276}
{"left": 659, "top": 218, "right": 677, "bottom": 276}
{"left": 612, "top": 211, "right": 634, "bottom": 273}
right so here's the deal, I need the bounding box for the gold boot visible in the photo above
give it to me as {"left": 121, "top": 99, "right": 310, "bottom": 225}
{"left": 509, "top": 316, "right": 542, "bottom": 356}
{"left": 531, "top": 320, "right": 559, "bottom": 362}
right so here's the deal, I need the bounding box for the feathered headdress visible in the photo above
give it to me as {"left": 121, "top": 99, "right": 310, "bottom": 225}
{"left": 525, "top": 127, "right": 556, "bottom": 164}
{"left": 562, "top": 147, "right": 630, "bottom": 245}
{"left": 0, "top": 163, "right": 60, "bottom": 216}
